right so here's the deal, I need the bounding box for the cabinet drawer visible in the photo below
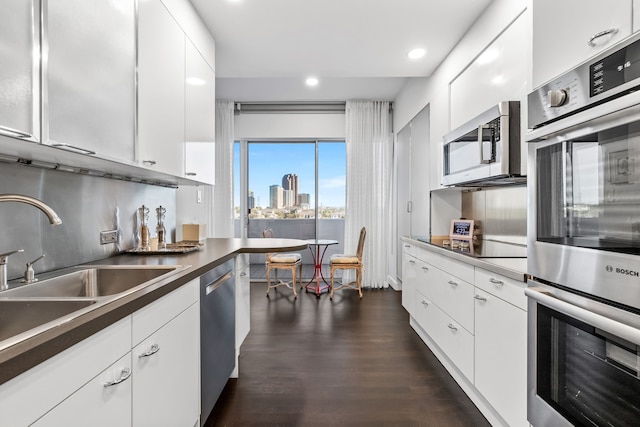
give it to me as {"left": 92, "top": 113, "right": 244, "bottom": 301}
{"left": 33, "top": 353, "right": 133, "bottom": 427}
{"left": 415, "top": 247, "right": 474, "bottom": 284}
{"left": 475, "top": 268, "right": 527, "bottom": 310}
{"left": 0, "top": 317, "right": 131, "bottom": 427}
{"left": 132, "top": 278, "right": 199, "bottom": 345}
{"left": 415, "top": 263, "right": 474, "bottom": 333}
{"left": 401, "top": 241, "right": 416, "bottom": 258}
{"left": 414, "top": 290, "right": 474, "bottom": 381}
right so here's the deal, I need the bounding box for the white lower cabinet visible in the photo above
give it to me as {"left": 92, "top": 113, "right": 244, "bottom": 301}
{"left": 474, "top": 288, "right": 527, "bottom": 427}
{"left": 1, "top": 279, "right": 200, "bottom": 427}
{"left": 133, "top": 302, "right": 200, "bottom": 427}
{"left": 401, "top": 252, "right": 417, "bottom": 315}
{"left": 414, "top": 289, "right": 474, "bottom": 381}
{"left": 0, "top": 317, "right": 131, "bottom": 427}
{"left": 32, "top": 353, "right": 133, "bottom": 427}
{"left": 402, "top": 240, "right": 528, "bottom": 427}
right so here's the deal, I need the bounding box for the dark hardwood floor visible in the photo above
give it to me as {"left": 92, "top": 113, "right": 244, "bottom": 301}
{"left": 205, "top": 282, "right": 490, "bottom": 426}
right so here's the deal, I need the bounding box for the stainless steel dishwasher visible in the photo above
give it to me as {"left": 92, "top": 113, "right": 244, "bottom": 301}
{"left": 200, "top": 259, "right": 235, "bottom": 424}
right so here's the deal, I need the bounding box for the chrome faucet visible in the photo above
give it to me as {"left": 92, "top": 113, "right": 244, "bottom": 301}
{"left": 0, "top": 194, "right": 62, "bottom": 225}
{"left": 0, "top": 194, "right": 62, "bottom": 290}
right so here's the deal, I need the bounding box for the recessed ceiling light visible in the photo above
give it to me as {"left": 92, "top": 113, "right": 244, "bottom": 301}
{"left": 305, "top": 77, "right": 319, "bottom": 87}
{"left": 407, "top": 48, "right": 426, "bottom": 60}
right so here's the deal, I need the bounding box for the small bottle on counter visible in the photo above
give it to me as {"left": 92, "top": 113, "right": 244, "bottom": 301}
{"left": 138, "top": 205, "right": 150, "bottom": 250}
{"left": 156, "top": 205, "right": 167, "bottom": 249}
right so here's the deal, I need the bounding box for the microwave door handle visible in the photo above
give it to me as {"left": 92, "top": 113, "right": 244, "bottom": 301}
{"left": 525, "top": 287, "right": 640, "bottom": 345}
{"left": 479, "top": 125, "right": 493, "bottom": 164}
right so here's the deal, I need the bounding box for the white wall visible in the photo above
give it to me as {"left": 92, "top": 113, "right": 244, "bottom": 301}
{"left": 234, "top": 113, "right": 345, "bottom": 140}
{"left": 393, "top": 0, "right": 528, "bottom": 192}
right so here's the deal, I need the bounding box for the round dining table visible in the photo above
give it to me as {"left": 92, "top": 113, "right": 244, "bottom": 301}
{"left": 303, "top": 239, "right": 338, "bottom": 297}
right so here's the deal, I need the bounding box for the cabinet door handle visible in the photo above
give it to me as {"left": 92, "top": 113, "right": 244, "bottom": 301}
{"left": 240, "top": 272, "right": 247, "bottom": 277}
{"left": 489, "top": 278, "right": 504, "bottom": 286}
{"left": 51, "top": 142, "right": 96, "bottom": 155}
{"left": 448, "top": 280, "right": 458, "bottom": 287}
{"left": 447, "top": 323, "right": 458, "bottom": 331}
{"left": 474, "top": 294, "right": 487, "bottom": 302}
{"left": 139, "top": 343, "right": 160, "bottom": 358}
{"left": 103, "top": 367, "right": 132, "bottom": 387}
{"left": 185, "top": 172, "right": 197, "bottom": 176}
{"left": 0, "top": 125, "right": 31, "bottom": 139}
{"left": 404, "top": 244, "right": 411, "bottom": 248}
{"left": 409, "top": 260, "right": 416, "bottom": 264}
{"left": 142, "top": 160, "right": 157, "bottom": 165}
{"left": 588, "top": 28, "right": 618, "bottom": 47}
{"left": 421, "top": 300, "right": 429, "bottom": 306}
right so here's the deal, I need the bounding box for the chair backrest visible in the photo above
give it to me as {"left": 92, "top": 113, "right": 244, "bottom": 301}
{"left": 263, "top": 227, "right": 274, "bottom": 261}
{"left": 263, "top": 227, "right": 274, "bottom": 238}
{"left": 356, "top": 227, "right": 366, "bottom": 260}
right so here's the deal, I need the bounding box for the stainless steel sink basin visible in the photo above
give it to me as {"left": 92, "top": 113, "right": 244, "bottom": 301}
{"left": 0, "top": 299, "right": 97, "bottom": 344}
{"left": 1, "top": 265, "right": 185, "bottom": 299}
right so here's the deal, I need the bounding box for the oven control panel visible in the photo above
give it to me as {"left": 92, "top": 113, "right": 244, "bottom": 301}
{"left": 529, "top": 31, "right": 640, "bottom": 129}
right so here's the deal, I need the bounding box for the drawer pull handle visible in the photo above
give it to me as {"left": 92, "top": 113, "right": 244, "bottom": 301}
{"left": 421, "top": 266, "right": 429, "bottom": 271}
{"left": 409, "top": 260, "right": 416, "bottom": 264}
{"left": 104, "top": 367, "right": 132, "bottom": 387}
{"left": 447, "top": 323, "right": 458, "bottom": 331}
{"left": 475, "top": 294, "right": 487, "bottom": 302}
{"left": 142, "top": 160, "right": 157, "bottom": 165}
{"left": 404, "top": 244, "right": 411, "bottom": 248}
{"left": 489, "top": 278, "right": 504, "bottom": 286}
{"left": 240, "top": 272, "right": 247, "bottom": 277}
{"left": 448, "top": 280, "right": 458, "bottom": 287}
{"left": 588, "top": 28, "right": 618, "bottom": 47}
{"left": 139, "top": 343, "right": 160, "bottom": 358}
{"left": 421, "top": 300, "right": 429, "bottom": 306}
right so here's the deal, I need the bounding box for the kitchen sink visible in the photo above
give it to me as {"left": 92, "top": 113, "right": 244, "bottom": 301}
{"left": 1, "top": 265, "right": 184, "bottom": 299}
{"left": 0, "top": 299, "right": 97, "bottom": 344}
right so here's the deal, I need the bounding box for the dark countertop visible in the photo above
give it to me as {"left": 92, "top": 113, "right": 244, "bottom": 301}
{"left": 0, "top": 238, "right": 308, "bottom": 386}
{"left": 401, "top": 236, "right": 529, "bottom": 283}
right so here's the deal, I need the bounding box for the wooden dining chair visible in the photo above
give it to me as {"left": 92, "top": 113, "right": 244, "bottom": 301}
{"left": 263, "top": 227, "right": 302, "bottom": 298}
{"left": 329, "top": 227, "right": 366, "bottom": 299}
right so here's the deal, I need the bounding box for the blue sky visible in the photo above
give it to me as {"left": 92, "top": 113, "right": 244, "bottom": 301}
{"left": 234, "top": 142, "right": 346, "bottom": 208}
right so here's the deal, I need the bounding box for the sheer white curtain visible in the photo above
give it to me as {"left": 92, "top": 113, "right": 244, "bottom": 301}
{"left": 211, "top": 100, "right": 235, "bottom": 237}
{"left": 345, "top": 101, "right": 392, "bottom": 289}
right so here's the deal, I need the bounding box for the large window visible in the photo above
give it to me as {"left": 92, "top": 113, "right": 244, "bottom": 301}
{"left": 234, "top": 140, "right": 345, "bottom": 240}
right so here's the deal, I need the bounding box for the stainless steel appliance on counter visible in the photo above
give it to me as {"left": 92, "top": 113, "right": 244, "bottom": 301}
{"left": 526, "top": 31, "right": 640, "bottom": 427}
{"left": 442, "top": 101, "right": 523, "bottom": 186}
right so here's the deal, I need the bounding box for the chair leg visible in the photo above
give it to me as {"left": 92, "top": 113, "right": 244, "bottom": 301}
{"left": 291, "top": 266, "right": 297, "bottom": 298}
{"left": 299, "top": 263, "right": 303, "bottom": 289}
{"left": 357, "top": 268, "right": 363, "bottom": 298}
{"left": 266, "top": 266, "right": 271, "bottom": 298}
{"left": 329, "top": 266, "right": 335, "bottom": 299}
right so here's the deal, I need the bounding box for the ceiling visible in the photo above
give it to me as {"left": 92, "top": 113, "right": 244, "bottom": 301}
{"left": 190, "top": 0, "right": 494, "bottom": 102}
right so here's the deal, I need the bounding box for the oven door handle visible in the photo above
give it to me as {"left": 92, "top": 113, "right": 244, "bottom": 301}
{"left": 525, "top": 287, "right": 640, "bottom": 345}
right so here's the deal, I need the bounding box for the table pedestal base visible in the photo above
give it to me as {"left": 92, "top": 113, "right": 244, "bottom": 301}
{"left": 304, "top": 241, "right": 336, "bottom": 298}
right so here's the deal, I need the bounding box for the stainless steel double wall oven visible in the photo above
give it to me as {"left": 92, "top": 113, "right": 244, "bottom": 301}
{"left": 526, "top": 32, "right": 640, "bottom": 427}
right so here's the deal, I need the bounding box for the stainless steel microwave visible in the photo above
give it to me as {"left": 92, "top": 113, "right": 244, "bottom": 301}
{"left": 442, "top": 101, "right": 522, "bottom": 186}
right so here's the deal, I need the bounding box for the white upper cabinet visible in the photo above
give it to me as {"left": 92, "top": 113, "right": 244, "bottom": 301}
{"left": 185, "top": 38, "right": 216, "bottom": 185}
{"left": 0, "top": 0, "right": 40, "bottom": 142}
{"left": 532, "top": 0, "right": 633, "bottom": 89}
{"left": 137, "top": 0, "right": 186, "bottom": 177}
{"left": 45, "top": 0, "right": 136, "bottom": 160}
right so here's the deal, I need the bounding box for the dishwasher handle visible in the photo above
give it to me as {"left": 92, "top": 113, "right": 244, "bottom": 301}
{"left": 205, "top": 270, "right": 233, "bottom": 296}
